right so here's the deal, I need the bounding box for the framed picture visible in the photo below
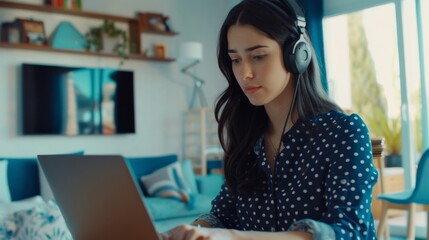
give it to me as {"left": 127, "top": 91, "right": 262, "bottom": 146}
{"left": 139, "top": 12, "right": 167, "bottom": 32}
{"left": 16, "top": 18, "right": 46, "bottom": 45}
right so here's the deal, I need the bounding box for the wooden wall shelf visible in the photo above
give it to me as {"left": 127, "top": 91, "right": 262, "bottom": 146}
{"left": 0, "top": 42, "right": 175, "bottom": 62}
{"left": 142, "top": 29, "right": 179, "bottom": 36}
{"left": 0, "top": 0, "right": 178, "bottom": 62}
{"left": 0, "top": 1, "right": 134, "bottom": 22}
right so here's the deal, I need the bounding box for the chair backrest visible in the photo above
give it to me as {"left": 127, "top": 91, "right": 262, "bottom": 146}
{"left": 411, "top": 149, "right": 429, "bottom": 204}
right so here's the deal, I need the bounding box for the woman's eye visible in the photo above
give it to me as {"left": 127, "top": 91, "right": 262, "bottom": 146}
{"left": 253, "top": 55, "right": 266, "bottom": 61}
{"left": 231, "top": 58, "right": 241, "bottom": 64}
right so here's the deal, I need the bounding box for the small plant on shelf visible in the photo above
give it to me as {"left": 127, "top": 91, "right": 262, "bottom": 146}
{"left": 85, "top": 19, "right": 128, "bottom": 61}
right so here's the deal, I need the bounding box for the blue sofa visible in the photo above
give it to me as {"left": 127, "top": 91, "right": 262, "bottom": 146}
{"left": 5, "top": 154, "right": 223, "bottom": 233}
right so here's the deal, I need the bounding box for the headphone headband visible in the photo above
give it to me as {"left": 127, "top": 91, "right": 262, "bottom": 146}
{"left": 279, "top": 0, "right": 306, "bottom": 34}
{"left": 281, "top": 0, "right": 304, "bottom": 20}
{"left": 281, "top": 0, "right": 307, "bottom": 34}
{"left": 260, "top": 0, "right": 312, "bottom": 74}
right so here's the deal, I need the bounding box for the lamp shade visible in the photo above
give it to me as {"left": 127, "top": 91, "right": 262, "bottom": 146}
{"left": 179, "top": 42, "right": 203, "bottom": 62}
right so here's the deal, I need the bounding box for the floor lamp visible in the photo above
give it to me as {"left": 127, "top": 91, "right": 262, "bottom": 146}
{"left": 179, "top": 42, "right": 208, "bottom": 109}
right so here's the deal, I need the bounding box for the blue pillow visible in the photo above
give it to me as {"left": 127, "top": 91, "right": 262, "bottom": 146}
{"left": 180, "top": 160, "right": 198, "bottom": 194}
{"left": 5, "top": 158, "right": 40, "bottom": 201}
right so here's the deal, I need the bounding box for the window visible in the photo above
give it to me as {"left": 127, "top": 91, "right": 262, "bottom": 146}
{"left": 422, "top": 1, "right": 429, "bottom": 85}
{"left": 420, "top": 0, "right": 429, "bottom": 154}
{"left": 323, "top": 0, "right": 426, "bottom": 189}
{"left": 324, "top": 4, "right": 403, "bottom": 160}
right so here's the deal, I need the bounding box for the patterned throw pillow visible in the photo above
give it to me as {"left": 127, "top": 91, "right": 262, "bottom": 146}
{"left": 0, "top": 217, "right": 15, "bottom": 240}
{"left": 13, "top": 201, "right": 72, "bottom": 240}
{"left": 140, "top": 161, "right": 193, "bottom": 205}
{"left": 0, "top": 196, "right": 45, "bottom": 240}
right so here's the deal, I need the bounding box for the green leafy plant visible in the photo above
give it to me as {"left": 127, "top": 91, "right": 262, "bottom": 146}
{"left": 85, "top": 20, "right": 128, "bottom": 61}
{"left": 365, "top": 107, "right": 401, "bottom": 155}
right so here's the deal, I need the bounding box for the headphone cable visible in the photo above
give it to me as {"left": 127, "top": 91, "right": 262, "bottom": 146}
{"left": 272, "top": 73, "right": 302, "bottom": 231}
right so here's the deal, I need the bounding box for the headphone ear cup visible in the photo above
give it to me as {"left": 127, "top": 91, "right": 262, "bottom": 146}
{"left": 283, "top": 37, "right": 312, "bottom": 74}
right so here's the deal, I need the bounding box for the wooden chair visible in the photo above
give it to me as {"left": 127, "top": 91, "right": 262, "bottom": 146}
{"left": 376, "top": 149, "right": 429, "bottom": 240}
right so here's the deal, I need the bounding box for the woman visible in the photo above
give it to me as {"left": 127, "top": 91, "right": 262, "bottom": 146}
{"left": 164, "top": 0, "right": 378, "bottom": 239}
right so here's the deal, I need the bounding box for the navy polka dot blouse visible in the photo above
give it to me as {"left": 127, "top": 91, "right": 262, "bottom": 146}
{"left": 199, "top": 111, "right": 378, "bottom": 240}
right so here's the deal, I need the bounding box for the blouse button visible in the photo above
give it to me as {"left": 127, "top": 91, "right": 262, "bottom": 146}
{"left": 340, "top": 179, "right": 347, "bottom": 185}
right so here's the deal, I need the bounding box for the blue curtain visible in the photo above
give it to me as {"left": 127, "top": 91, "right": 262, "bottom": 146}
{"left": 300, "top": 0, "right": 328, "bottom": 93}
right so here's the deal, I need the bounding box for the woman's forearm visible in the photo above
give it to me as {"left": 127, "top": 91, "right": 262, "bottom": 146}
{"left": 230, "top": 230, "right": 312, "bottom": 240}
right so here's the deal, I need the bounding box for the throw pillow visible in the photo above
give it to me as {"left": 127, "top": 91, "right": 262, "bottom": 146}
{"left": 126, "top": 154, "right": 178, "bottom": 196}
{"left": 0, "top": 216, "right": 15, "bottom": 240}
{"left": 141, "top": 161, "right": 192, "bottom": 204}
{"left": 0, "top": 196, "right": 44, "bottom": 219}
{"left": 0, "top": 195, "right": 46, "bottom": 238}
{"left": 13, "top": 201, "right": 72, "bottom": 240}
{"left": 0, "top": 160, "right": 11, "bottom": 202}
{"left": 3, "top": 157, "right": 39, "bottom": 201}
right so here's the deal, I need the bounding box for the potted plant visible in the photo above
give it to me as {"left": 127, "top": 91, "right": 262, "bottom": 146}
{"left": 365, "top": 108, "right": 402, "bottom": 167}
{"left": 85, "top": 20, "right": 128, "bottom": 61}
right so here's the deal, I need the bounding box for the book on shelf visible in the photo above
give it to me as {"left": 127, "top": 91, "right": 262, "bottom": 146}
{"left": 46, "top": 0, "right": 82, "bottom": 10}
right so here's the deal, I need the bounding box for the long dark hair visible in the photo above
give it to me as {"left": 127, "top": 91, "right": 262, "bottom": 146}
{"left": 215, "top": 0, "right": 342, "bottom": 194}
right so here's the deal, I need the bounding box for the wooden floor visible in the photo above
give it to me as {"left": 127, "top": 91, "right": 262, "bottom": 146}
{"left": 376, "top": 211, "right": 427, "bottom": 239}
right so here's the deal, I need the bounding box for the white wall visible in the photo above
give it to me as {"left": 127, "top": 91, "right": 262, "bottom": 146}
{"left": 0, "top": 0, "right": 233, "bottom": 158}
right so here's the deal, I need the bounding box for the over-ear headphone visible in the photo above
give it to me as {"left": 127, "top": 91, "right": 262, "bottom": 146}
{"left": 262, "top": 0, "right": 312, "bottom": 74}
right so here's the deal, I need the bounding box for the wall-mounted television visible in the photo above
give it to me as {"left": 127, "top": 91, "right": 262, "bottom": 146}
{"left": 21, "top": 63, "right": 135, "bottom": 135}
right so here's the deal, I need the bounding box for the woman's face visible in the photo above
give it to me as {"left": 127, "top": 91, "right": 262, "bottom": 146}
{"left": 227, "top": 24, "right": 292, "bottom": 106}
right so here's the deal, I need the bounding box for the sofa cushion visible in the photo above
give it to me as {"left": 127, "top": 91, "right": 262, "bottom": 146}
{"left": 195, "top": 174, "right": 224, "bottom": 199}
{"left": 180, "top": 160, "right": 198, "bottom": 194}
{"left": 144, "top": 194, "right": 212, "bottom": 221}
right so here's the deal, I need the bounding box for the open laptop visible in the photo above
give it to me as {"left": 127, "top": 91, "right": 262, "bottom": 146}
{"left": 37, "top": 155, "right": 161, "bottom": 240}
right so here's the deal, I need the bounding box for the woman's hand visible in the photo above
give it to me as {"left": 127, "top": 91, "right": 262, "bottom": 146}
{"left": 160, "top": 226, "right": 312, "bottom": 240}
{"left": 160, "top": 224, "right": 233, "bottom": 240}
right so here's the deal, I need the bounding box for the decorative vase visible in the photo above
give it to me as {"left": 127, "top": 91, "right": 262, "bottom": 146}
{"left": 101, "top": 34, "right": 119, "bottom": 54}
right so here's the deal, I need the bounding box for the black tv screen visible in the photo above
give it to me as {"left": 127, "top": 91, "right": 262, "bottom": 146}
{"left": 22, "top": 63, "right": 135, "bottom": 135}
